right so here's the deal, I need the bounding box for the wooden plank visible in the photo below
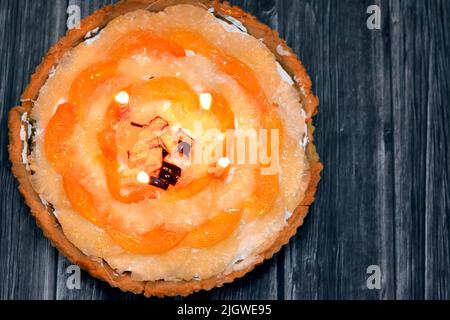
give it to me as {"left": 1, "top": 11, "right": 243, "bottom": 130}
{"left": 390, "top": 0, "right": 430, "bottom": 299}
{"left": 0, "top": 0, "right": 69, "bottom": 300}
{"left": 282, "top": 0, "right": 396, "bottom": 299}
{"left": 422, "top": 0, "right": 450, "bottom": 300}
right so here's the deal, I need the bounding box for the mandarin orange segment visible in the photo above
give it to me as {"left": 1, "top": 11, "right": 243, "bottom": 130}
{"left": 104, "top": 100, "right": 124, "bottom": 125}
{"left": 181, "top": 210, "right": 242, "bottom": 248}
{"left": 97, "top": 99, "right": 128, "bottom": 162}
{"left": 210, "top": 93, "right": 235, "bottom": 130}
{"left": 44, "top": 102, "right": 77, "bottom": 174}
{"left": 63, "top": 175, "right": 105, "bottom": 226}
{"left": 97, "top": 128, "right": 118, "bottom": 161}
{"left": 242, "top": 104, "right": 283, "bottom": 221}
{"left": 68, "top": 60, "right": 117, "bottom": 115}
{"left": 107, "top": 226, "right": 187, "bottom": 254}
{"left": 109, "top": 30, "right": 186, "bottom": 61}
{"left": 243, "top": 174, "right": 279, "bottom": 221}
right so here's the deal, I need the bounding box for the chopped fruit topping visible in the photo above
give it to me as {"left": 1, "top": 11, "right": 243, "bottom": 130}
{"left": 121, "top": 168, "right": 140, "bottom": 177}
{"left": 138, "top": 128, "right": 157, "bottom": 144}
{"left": 144, "top": 147, "right": 163, "bottom": 173}
{"left": 150, "top": 176, "right": 170, "bottom": 190}
{"left": 181, "top": 210, "right": 242, "bottom": 248}
{"left": 129, "top": 141, "right": 150, "bottom": 167}
{"left": 174, "top": 128, "right": 194, "bottom": 143}
{"left": 177, "top": 141, "right": 191, "bottom": 157}
{"left": 131, "top": 122, "right": 145, "bottom": 128}
{"left": 159, "top": 130, "right": 178, "bottom": 153}
{"left": 148, "top": 116, "right": 169, "bottom": 132}
{"left": 159, "top": 161, "right": 182, "bottom": 186}
{"left": 147, "top": 137, "right": 161, "bottom": 149}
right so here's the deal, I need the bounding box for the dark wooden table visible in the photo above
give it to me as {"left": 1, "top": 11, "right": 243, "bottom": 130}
{"left": 1, "top": 0, "right": 449, "bottom": 300}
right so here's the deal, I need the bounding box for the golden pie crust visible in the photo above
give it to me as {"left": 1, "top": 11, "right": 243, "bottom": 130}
{"left": 8, "top": 0, "right": 322, "bottom": 297}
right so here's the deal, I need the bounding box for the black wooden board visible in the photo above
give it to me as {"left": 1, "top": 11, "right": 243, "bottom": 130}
{"left": 0, "top": 0, "right": 449, "bottom": 300}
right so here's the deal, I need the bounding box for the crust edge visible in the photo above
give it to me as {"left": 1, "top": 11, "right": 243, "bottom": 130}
{"left": 8, "top": 0, "right": 322, "bottom": 297}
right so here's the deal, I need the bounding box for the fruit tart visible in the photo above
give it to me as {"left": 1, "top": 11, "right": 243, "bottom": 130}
{"left": 8, "top": 0, "right": 322, "bottom": 297}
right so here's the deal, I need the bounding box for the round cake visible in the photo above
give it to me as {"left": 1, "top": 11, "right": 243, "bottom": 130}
{"left": 8, "top": 0, "right": 321, "bottom": 297}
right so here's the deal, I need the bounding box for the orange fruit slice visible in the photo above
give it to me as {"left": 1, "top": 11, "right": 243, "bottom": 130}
{"left": 181, "top": 210, "right": 242, "bottom": 248}
{"left": 107, "top": 226, "right": 187, "bottom": 254}
{"left": 44, "top": 102, "right": 77, "bottom": 174}
{"left": 210, "top": 93, "right": 235, "bottom": 131}
{"left": 63, "top": 175, "right": 105, "bottom": 226}
{"left": 68, "top": 60, "right": 117, "bottom": 117}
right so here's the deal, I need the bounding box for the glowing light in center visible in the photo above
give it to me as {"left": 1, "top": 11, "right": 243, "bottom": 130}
{"left": 199, "top": 93, "right": 212, "bottom": 110}
{"left": 115, "top": 91, "right": 129, "bottom": 104}
{"left": 136, "top": 171, "right": 150, "bottom": 184}
{"left": 218, "top": 157, "right": 231, "bottom": 168}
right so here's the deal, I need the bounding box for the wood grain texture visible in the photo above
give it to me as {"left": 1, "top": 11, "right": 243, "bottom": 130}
{"left": 0, "top": 0, "right": 449, "bottom": 300}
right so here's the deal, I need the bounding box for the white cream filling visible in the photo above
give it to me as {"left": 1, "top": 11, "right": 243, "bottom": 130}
{"left": 276, "top": 62, "right": 295, "bottom": 86}
{"left": 84, "top": 27, "right": 101, "bottom": 45}
{"left": 276, "top": 44, "right": 291, "bottom": 56}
